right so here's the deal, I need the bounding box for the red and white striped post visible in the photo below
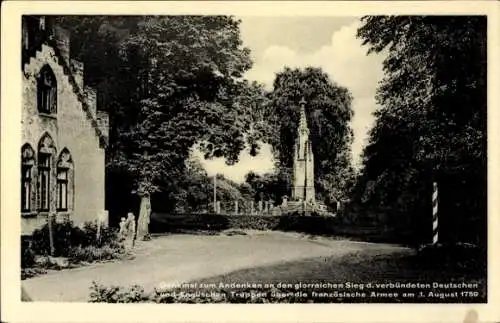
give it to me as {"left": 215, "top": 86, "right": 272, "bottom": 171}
{"left": 432, "top": 181, "right": 439, "bottom": 245}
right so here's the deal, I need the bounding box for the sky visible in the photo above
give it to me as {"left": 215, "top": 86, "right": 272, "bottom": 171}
{"left": 195, "top": 16, "right": 386, "bottom": 183}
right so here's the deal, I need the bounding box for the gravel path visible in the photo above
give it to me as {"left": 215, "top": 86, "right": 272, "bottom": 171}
{"left": 22, "top": 231, "right": 408, "bottom": 302}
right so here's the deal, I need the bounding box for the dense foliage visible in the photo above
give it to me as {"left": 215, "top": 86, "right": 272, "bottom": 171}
{"left": 55, "top": 16, "right": 271, "bottom": 221}
{"left": 25, "top": 220, "right": 124, "bottom": 268}
{"left": 267, "top": 67, "right": 356, "bottom": 207}
{"left": 30, "top": 221, "right": 120, "bottom": 257}
{"left": 351, "top": 16, "right": 487, "bottom": 246}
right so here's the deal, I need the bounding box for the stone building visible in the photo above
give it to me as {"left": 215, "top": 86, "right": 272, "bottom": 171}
{"left": 21, "top": 16, "right": 108, "bottom": 235}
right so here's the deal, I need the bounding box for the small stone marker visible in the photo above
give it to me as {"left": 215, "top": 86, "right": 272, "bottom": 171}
{"left": 283, "top": 196, "right": 288, "bottom": 207}
{"left": 119, "top": 217, "right": 127, "bottom": 239}
{"left": 124, "top": 212, "right": 136, "bottom": 249}
{"left": 96, "top": 210, "right": 108, "bottom": 242}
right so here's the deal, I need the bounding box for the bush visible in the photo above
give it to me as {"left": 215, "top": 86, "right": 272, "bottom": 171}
{"left": 21, "top": 238, "right": 36, "bottom": 268}
{"left": 31, "top": 221, "right": 86, "bottom": 257}
{"left": 89, "top": 282, "right": 228, "bottom": 303}
{"left": 227, "top": 214, "right": 280, "bottom": 231}
{"left": 69, "top": 245, "right": 125, "bottom": 264}
{"left": 81, "top": 222, "right": 121, "bottom": 248}
{"left": 89, "top": 282, "right": 149, "bottom": 303}
{"left": 21, "top": 267, "right": 47, "bottom": 280}
{"left": 30, "top": 220, "right": 121, "bottom": 257}
{"left": 24, "top": 220, "right": 125, "bottom": 272}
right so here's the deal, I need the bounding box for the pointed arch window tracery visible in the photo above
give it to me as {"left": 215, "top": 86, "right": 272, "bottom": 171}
{"left": 38, "top": 133, "right": 56, "bottom": 212}
{"left": 56, "top": 149, "right": 73, "bottom": 211}
{"left": 37, "top": 65, "right": 57, "bottom": 114}
{"left": 21, "top": 144, "right": 35, "bottom": 212}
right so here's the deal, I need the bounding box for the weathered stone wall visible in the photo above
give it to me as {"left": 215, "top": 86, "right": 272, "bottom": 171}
{"left": 84, "top": 86, "right": 97, "bottom": 118}
{"left": 22, "top": 44, "right": 106, "bottom": 235}
{"left": 293, "top": 159, "right": 306, "bottom": 199}
{"left": 305, "top": 141, "right": 315, "bottom": 201}
{"left": 97, "top": 110, "right": 109, "bottom": 142}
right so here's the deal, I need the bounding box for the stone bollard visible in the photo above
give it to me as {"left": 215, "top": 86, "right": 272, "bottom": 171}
{"left": 282, "top": 196, "right": 288, "bottom": 207}
{"left": 124, "top": 212, "right": 136, "bottom": 250}
{"left": 96, "top": 210, "right": 108, "bottom": 243}
{"left": 119, "top": 217, "right": 127, "bottom": 240}
{"left": 258, "top": 200, "right": 263, "bottom": 214}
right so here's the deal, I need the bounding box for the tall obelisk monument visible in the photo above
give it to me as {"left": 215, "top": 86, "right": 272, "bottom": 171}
{"left": 291, "top": 99, "right": 315, "bottom": 203}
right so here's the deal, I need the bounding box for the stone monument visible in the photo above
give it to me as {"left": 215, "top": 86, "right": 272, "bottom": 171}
{"left": 292, "top": 98, "right": 315, "bottom": 204}
{"left": 281, "top": 98, "right": 332, "bottom": 216}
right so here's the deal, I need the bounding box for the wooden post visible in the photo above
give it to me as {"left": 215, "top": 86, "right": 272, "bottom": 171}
{"left": 432, "top": 181, "right": 439, "bottom": 245}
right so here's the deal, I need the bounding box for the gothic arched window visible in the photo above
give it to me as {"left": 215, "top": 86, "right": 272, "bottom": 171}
{"left": 38, "top": 133, "right": 56, "bottom": 211}
{"left": 37, "top": 65, "right": 57, "bottom": 114}
{"left": 56, "top": 149, "right": 73, "bottom": 211}
{"left": 21, "top": 144, "right": 35, "bottom": 212}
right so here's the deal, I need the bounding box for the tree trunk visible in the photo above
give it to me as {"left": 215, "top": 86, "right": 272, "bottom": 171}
{"left": 136, "top": 194, "right": 151, "bottom": 241}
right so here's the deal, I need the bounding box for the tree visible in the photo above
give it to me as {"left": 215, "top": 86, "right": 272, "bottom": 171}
{"left": 57, "top": 16, "right": 256, "bottom": 236}
{"left": 267, "top": 67, "right": 355, "bottom": 207}
{"left": 232, "top": 80, "right": 274, "bottom": 156}
{"left": 116, "top": 16, "right": 255, "bottom": 238}
{"left": 244, "top": 171, "right": 285, "bottom": 204}
{"left": 354, "top": 16, "right": 486, "bottom": 246}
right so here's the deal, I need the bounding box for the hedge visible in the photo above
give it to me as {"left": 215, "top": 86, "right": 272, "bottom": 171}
{"left": 149, "top": 212, "right": 415, "bottom": 244}
{"left": 150, "top": 212, "right": 339, "bottom": 234}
